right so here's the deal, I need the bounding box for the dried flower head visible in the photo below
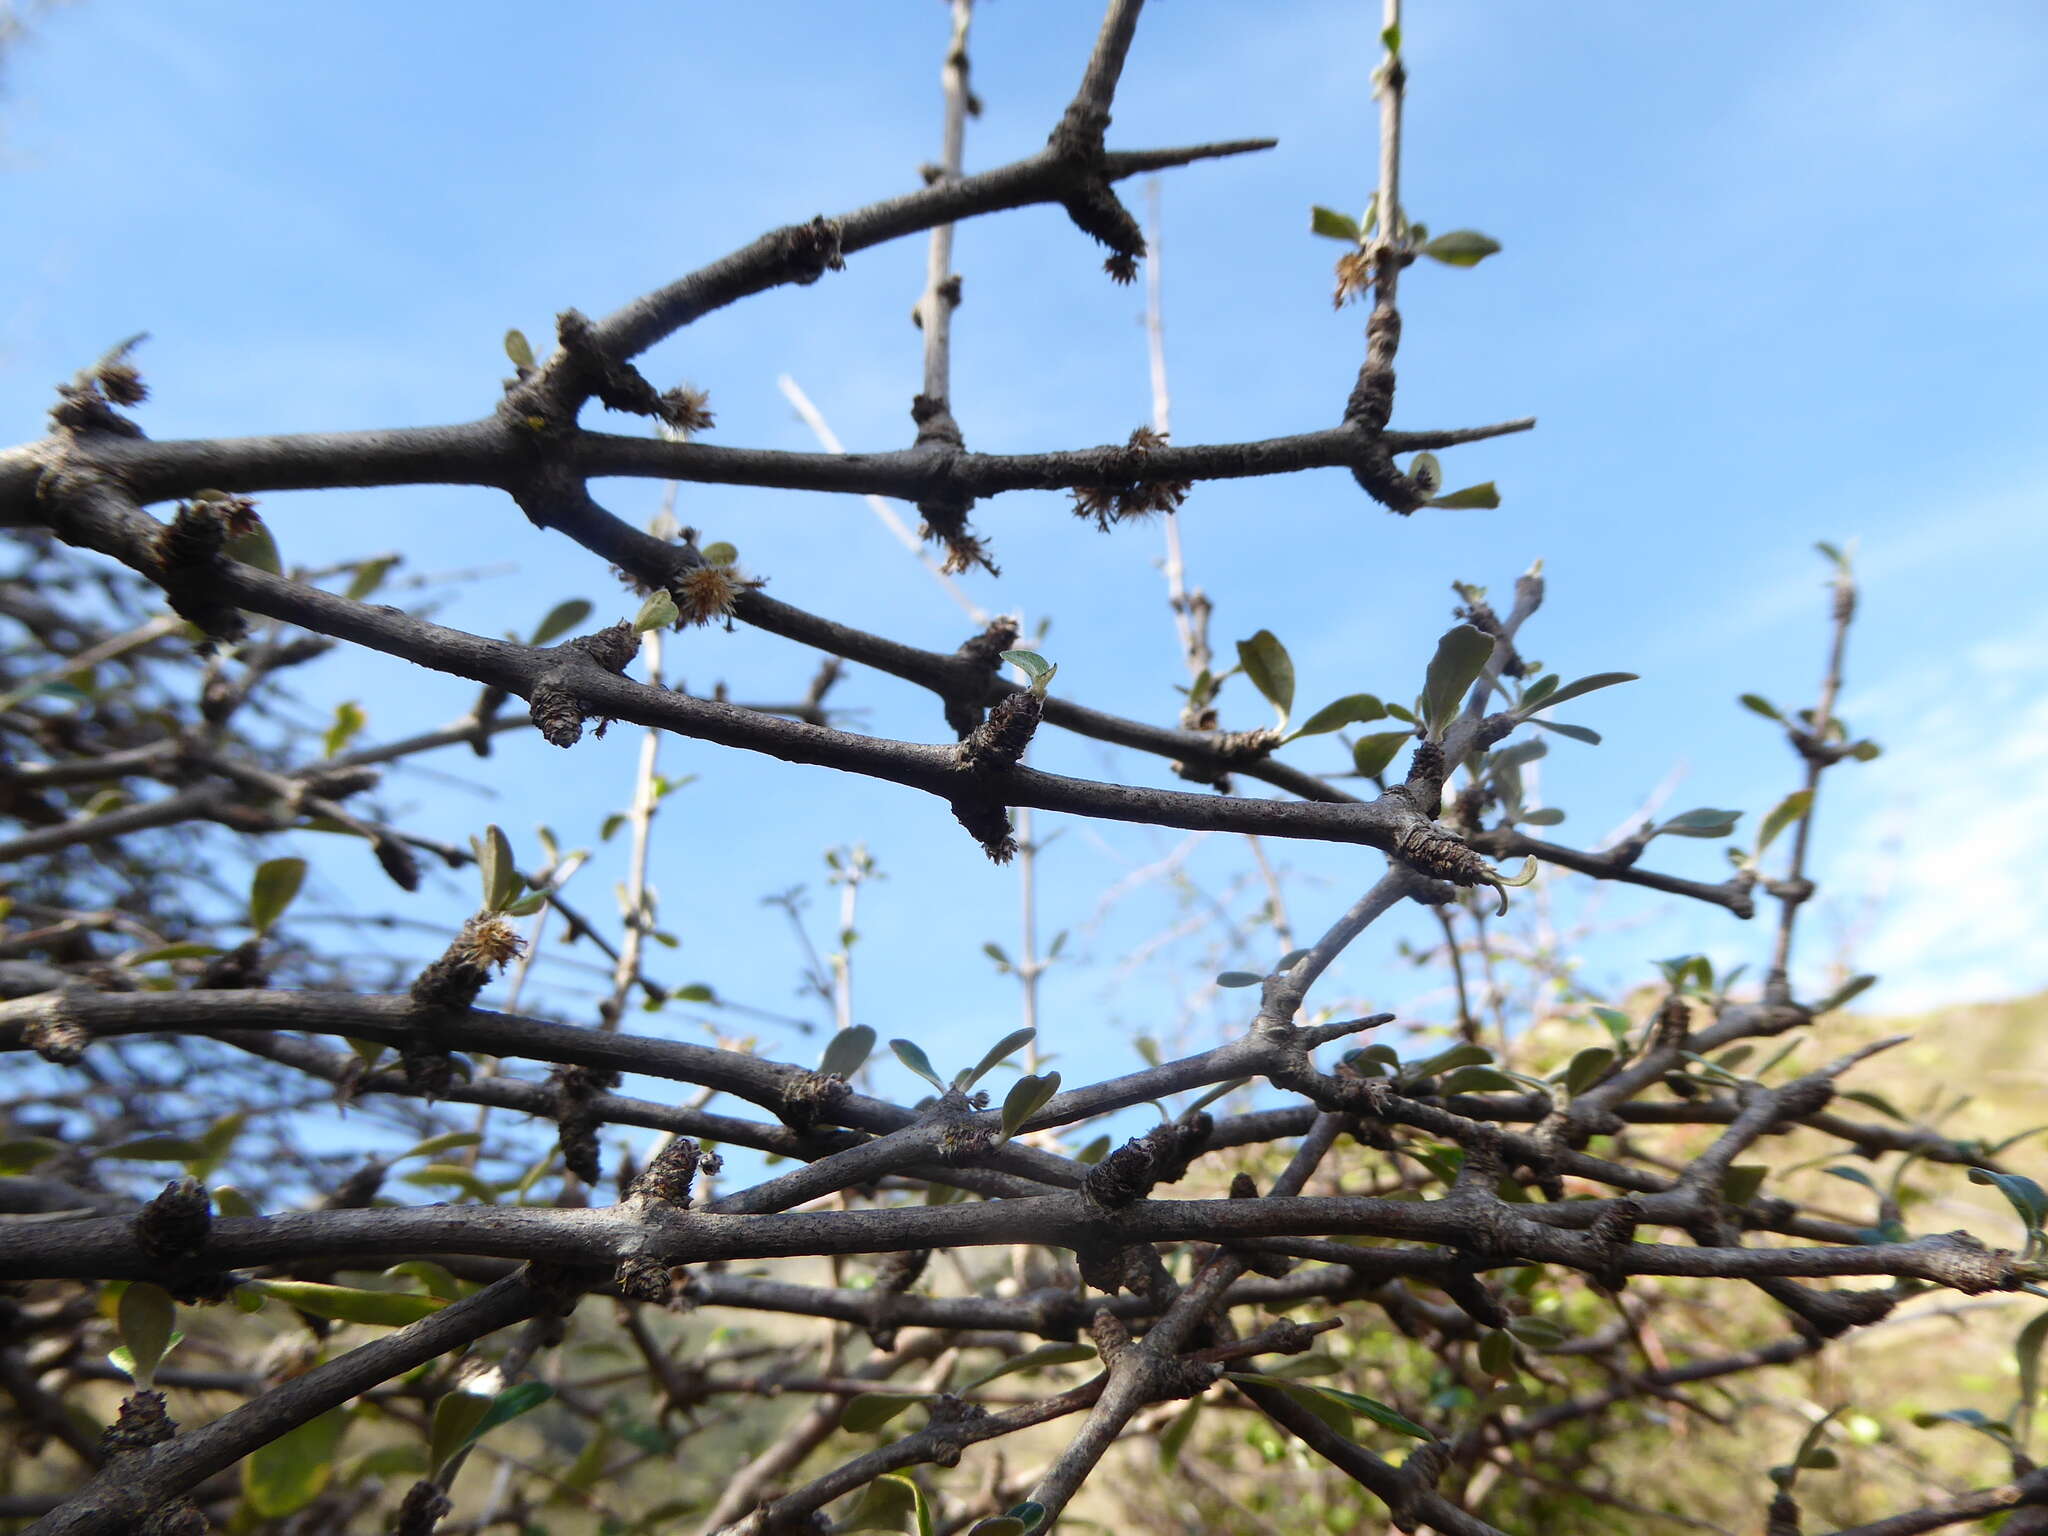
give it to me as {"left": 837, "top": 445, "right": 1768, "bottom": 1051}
{"left": 459, "top": 914, "right": 525, "bottom": 972}
{"left": 96, "top": 358, "right": 148, "bottom": 407}
{"left": 1333, "top": 249, "right": 1373, "bottom": 308}
{"left": 659, "top": 385, "right": 715, "bottom": 436}
{"left": 1070, "top": 427, "right": 1191, "bottom": 530}
{"left": 669, "top": 563, "right": 749, "bottom": 626}
{"left": 937, "top": 529, "right": 996, "bottom": 576}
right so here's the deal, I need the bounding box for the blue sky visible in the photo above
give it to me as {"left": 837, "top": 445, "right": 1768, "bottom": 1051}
{"left": 4, "top": 1, "right": 2045, "bottom": 1117}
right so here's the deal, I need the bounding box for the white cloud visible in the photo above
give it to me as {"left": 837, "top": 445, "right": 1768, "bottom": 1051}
{"left": 1818, "top": 610, "right": 2048, "bottom": 1010}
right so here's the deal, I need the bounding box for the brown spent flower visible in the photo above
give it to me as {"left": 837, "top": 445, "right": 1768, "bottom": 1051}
{"left": 1333, "top": 249, "right": 1372, "bottom": 308}
{"left": 1070, "top": 427, "right": 1192, "bottom": 531}
{"left": 96, "top": 358, "right": 149, "bottom": 407}
{"left": 659, "top": 385, "right": 715, "bottom": 435}
{"left": 673, "top": 563, "right": 761, "bottom": 627}
{"left": 460, "top": 914, "right": 526, "bottom": 971}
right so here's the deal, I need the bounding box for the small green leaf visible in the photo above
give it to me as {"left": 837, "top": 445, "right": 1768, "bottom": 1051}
{"left": 841, "top": 1393, "right": 925, "bottom": 1433}
{"left": 1912, "top": 1408, "right": 2013, "bottom": 1445}
{"left": 634, "top": 589, "right": 679, "bottom": 632}
{"left": 2017, "top": 1310, "right": 2048, "bottom": 1421}
{"left": 1504, "top": 1316, "right": 1566, "bottom": 1349}
{"left": 100, "top": 1135, "right": 207, "bottom": 1161}
{"left": 701, "top": 541, "right": 739, "bottom": 568}
{"left": 1158, "top": 1395, "right": 1203, "bottom": 1470}
{"left": 1310, "top": 205, "right": 1361, "bottom": 242}
{"left": 1216, "top": 970, "right": 1263, "bottom": 988}
{"left": 1722, "top": 1165, "right": 1770, "bottom": 1205}
{"left": 395, "top": 1131, "right": 484, "bottom": 1163}
{"left": 1813, "top": 974, "right": 1877, "bottom": 1014}
{"left": 1534, "top": 672, "right": 1637, "bottom": 711}
{"left": 1380, "top": 23, "right": 1401, "bottom": 52}
{"left": 343, "top": 556, "right": 398, "bottom": 602}
{"left": 1001, "top": 1072, "right": 1062, "bottom": 1139}
{"left": 0, "top": 1137, "right": 64, "bottom": 1175}
{"left": 820, "top": 1025, "right": 876, "bottom": 1080}
{"left": 1532, "top": 719, "right": 1600, "bottom": 745}
{"left": 1426, "top": 481, "right": 1501, "bottom": 510}
{"left": 1839, "top": 1089, "right": 1906, "bottom": 1123}
{"left": 429, "top": 1391, "right": 494, "bottom": 1478}
{"left": 504, "top": 329, "right": 535, "bottom": 368}
{"left": 1439, "top": 1066, "right": 1519, "bottom": 1095}
{"left": 1076, "top": 1135, "right": 1111, "bottom": 1165}
{"left": 1739, "top": 693, "right": 1783, "bottom": 722}
{"left": 249, "top": 1280, "right": 449, "bottom": 1327}
{"left": 1519, "top": 807, "right": 1564, "bottom": 827}
{"left": 890, "top": 1038, "right": 947, "bottom": 1092}
{"left": 125, "top": 942, "right": 225, "bottom": 964}
{"left": 1420, "top": 624, "right": 1495, "bottom": 741}
{"left": 224, "top": 520, "right": 283, "bottom": 575}
{"left": 117, "top": 1283, "right": 178, "bottom": 1390}
{"left": 962, "top": 1027, "right": 1037, "bottom": 1089}
{"left": 1591, "top": 1006, "right": 1633, "bottom": 1047}
{"left": 841, "top": 1474, "right": 919, "bottom": 1531}
{"left": 248, "top": 857, "right": 308, "bottom": 937}
{"left": 1657, "top": 808, "right": 1742, "bottom": 839}
{"left": 1971, "top": 1168, "right": 2048, "bottom": 1237}
{"left": 1756, "top": 790, "right": 1814, "bottom": 856}
{"left": 1000, "top": 649, "right": 1054, "bottom": 686}
{"left": 475, "top": 1381, "right": 555, "bottom": 1437}
{"left": 479, "top": 824, "right": 521, "bottom": 913}
{"left": 1418, "top": 230, "right": 1503, "bottom": 267}
{"left": 1406, "top": 1044, "right": 1492, "bottom": 1079}
{"left": 1351, "top": 730, "right": 1412, "bottom": 780}
{"left": 383, "top": 1261, "right": 461, "bottom": 1302}
{"left": 1562, "top": 1046, "right": 1616, "bottom": 1096}
{"left": 400, "top": 1164, "right": 498, "bottom": 1202}
{"left": 1823, "top": 1166, "right": 1882, "bottom": 1209}
{"left": 1233, "top": 1375, "right": 1434, "bottom": 1440}
{"left": 1184, "top": 1077, "right": 1252, "bottom": 1115}
{"left": 1290, "top": 693, "right": 1386, "bottom": 740}
{"left": 1478, "top": 1329, "right": 1519, "bottom": 1377}
{"left": 1408, "top": 453, "right": 1443, "bottom": 497}
{"left": 1236, "top": 630, "right": 1295, "bottom": 724}
{"left": 323, "top": 700, "right": 367, "bottom": 759}
{"left": 530, "top": 599, "right": 593, "bottom": 647}
{"left": 244, "top": 1407, "right": 349, "bottom": 1517}
{"left": 344, "top": 1443, "right": 429, "bottom": 1485}
{"left": 968, "top": 1521, "right": 1027, "bottom": 1536}
{"left": 963, "top": 1343, "right": 1097, "bottom": 1390}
